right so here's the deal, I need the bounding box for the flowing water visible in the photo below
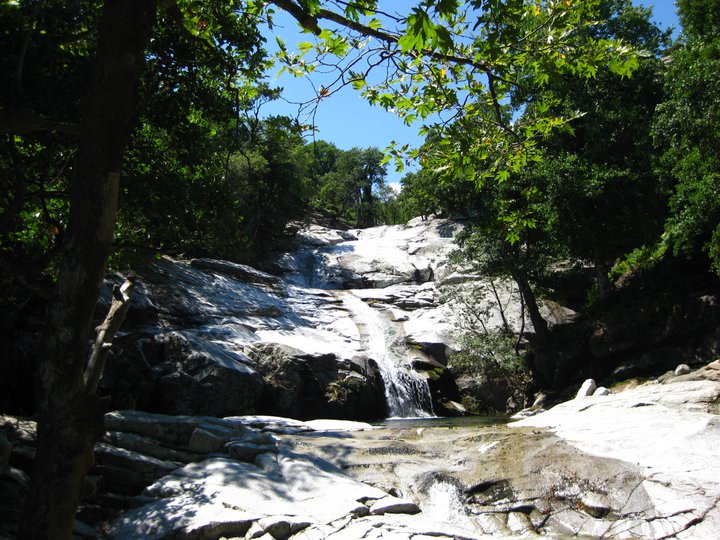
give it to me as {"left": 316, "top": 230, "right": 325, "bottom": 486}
{"left": 288, "top": 241, "right": 435, "bottom": 418}
{"left": 340, "top": 293, "right": 434, "bottom": 418}
{"left": 424, "top": 481, "right": 475, "bottom": 528}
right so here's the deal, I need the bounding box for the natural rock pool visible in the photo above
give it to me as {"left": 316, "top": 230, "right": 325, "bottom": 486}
{"left": 2, "top": 366, "right": 718, "bottom": 538}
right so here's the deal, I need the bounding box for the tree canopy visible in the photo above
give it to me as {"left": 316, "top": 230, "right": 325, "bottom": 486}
{"left": 654, "top": 0, "right": 720, "bottom": 275}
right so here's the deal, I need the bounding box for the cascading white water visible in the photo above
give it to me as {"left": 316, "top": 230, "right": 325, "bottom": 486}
{"left": 341, "top": 293, "right": 434, "bottom": 418}
{"left": 423, "top": 482, "right": 474, "bottom": 528}
{"left": 282, "top": 236, "right": 436, "bottom": 418}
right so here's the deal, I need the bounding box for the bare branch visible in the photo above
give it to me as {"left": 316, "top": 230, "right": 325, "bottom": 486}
{"left": 83, "top": 276, "right": 137, "bottom": 393}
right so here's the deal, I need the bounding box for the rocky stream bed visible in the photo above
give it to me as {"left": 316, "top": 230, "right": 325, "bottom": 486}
{"left": 2, "top": 362, "right": 719, "bottom": 539}
{"left": 2, "top": 218, "right": 719, "bottom": 539}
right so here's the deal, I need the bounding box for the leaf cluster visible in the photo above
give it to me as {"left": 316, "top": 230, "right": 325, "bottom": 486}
{"left": 653, "top": 2, "right": 720, "bottom": 274}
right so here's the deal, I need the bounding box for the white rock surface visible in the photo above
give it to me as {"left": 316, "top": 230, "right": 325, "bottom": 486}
{"left": 575, "top": 378, "right": 597, "bottom": 399}
{"left": 76, "top": 372, "right": 720, "bottom": 539}
{"left": 515, "top": 378, "right": 720, "bottom": 539}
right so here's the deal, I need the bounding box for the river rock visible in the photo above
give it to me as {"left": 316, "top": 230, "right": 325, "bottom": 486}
{"left": 575, "top": 378, "right": 597, "bottom": 398}
{"left": 369, "top": 496, "right": 421, "bottom": 515}
{"left": 675, "top": 363, "right": 691, "bottom": 376}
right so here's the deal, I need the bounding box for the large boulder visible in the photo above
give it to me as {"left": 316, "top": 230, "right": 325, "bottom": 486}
{"left": 451, "top": 363, "right": 531, "bottom": 414}
{"left": 248, "top": 343, "right": 387, "bottom": 421}
{"left": 100, "top": 331, "right": 264, "bottom": 417}
{"left": 152, "top": 332, "right": 264, "bottom": 417}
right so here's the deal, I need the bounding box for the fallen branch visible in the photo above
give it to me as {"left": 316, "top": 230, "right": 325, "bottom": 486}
{"left": 83, "top": 275, "right": 136, "bottom": 393}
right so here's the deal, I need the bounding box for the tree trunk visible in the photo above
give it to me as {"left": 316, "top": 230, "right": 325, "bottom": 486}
{"left": 17, "top": 2, "right": 156, "bottom": 539}
{"left": 511, "top": 268, "right": 555, "bottom": 386}
{"left": 360, "top": 182, "right": 374, "bottom": 227}
{"left": 511, "top": 269, "right": 549, "bottom": 343}
{"left": 594, "top": 259, "right": 612, "bottom": 301}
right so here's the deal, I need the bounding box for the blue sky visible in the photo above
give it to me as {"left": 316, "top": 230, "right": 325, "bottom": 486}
{"left": 260, "top": 1, "right": 680, "bottom": 186}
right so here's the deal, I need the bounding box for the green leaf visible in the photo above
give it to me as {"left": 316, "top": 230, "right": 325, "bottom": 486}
{"left": 434, "top": 25, "right": 453, "bottom": 51}
{"left": 297, "top": 41, "right": 314, "bottom": 53}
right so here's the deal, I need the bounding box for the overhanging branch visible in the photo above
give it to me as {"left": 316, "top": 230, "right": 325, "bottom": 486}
{"left": 268, "top": 0, "right": 494, "bottom": 72}
{"left": 0, "top": 109, "right": 80, "bottom": 136}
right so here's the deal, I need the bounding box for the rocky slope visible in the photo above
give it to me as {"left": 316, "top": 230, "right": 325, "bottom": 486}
{"left": 96, "top": 217, "right": 534, "bottom": 420}
{"left": 2, "top": 362, "right": 718, "bottom": 539}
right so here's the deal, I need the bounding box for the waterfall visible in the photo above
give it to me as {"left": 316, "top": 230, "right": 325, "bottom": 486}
{"left": 282, "top": 235, "right": 436, "bottom": 418}
{"left": 423, "top": 482, "right": 473, "bottom": 528}
{"left": 341, "top": 293, "right": 434, "bottom": 418}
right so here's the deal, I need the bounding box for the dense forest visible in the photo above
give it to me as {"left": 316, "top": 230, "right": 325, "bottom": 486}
{"left": 1, "top": 0, "right": 719, "bottom": 538}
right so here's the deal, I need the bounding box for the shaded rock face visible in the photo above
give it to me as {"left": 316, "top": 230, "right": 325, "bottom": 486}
{"left": 546, "top": 258, "right": 720, "bottom": 389}
{"left": 451, "top": 365, "right": 528, "bottom": 414}
{"left": 153, "top": 332, "right": 264, "bottom": 417}
{"left": 248, "top": 343, "right": 387, "bottom": 421}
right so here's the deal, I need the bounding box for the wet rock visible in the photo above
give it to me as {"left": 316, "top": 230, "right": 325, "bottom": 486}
{"left": 94, "top": 218, "right": 504, "bottom": 420}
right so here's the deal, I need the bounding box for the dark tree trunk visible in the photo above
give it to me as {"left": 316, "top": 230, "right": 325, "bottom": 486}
{"left": 360, "top": 182, "right": 374, "bottom": 227}
{"left": 511, "top": 269, "right": 549, "bottom": 343}
{"left": 594, "top": 259, "right": 612, "bottom": 301}
{"left": 511, "top": 268, "right": 555, "bottom": 386}
{"left": 17, "top": 2, "right": 156, "bottom": 539}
